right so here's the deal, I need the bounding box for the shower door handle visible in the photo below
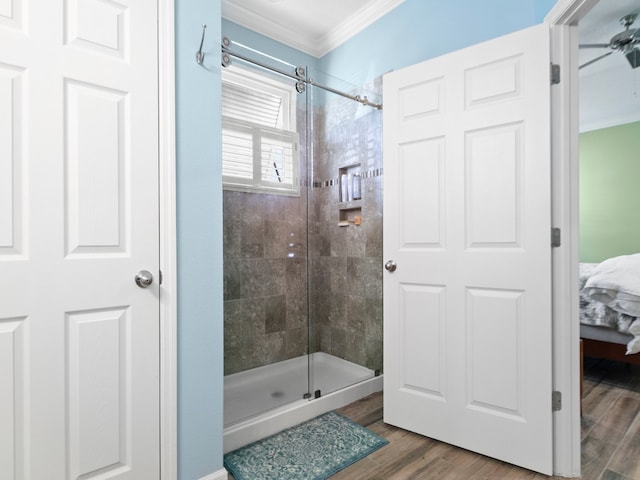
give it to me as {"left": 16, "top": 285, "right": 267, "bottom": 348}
{"left": 385, "top": 260, "right": 397, "bottom": 272}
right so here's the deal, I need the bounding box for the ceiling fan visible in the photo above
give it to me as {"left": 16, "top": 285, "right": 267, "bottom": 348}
{"left": 579, "top": 13, "right": 640, "bottom": 69}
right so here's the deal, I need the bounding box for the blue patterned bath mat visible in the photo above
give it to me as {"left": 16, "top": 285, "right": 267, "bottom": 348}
{"left": 223, "top": 411, "right": 388, "bottom": 480}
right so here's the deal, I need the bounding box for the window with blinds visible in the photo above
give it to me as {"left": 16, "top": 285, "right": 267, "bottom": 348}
{"left": 222, "top": 66, "right": 300, "bottom": 196}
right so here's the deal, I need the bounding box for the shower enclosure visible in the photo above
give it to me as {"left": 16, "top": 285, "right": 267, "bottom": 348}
{"left": 221, "top": 40, "right": 384, "bottom": 440}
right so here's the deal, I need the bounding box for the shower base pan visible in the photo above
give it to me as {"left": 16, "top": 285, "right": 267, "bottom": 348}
{"left": 223, "top": 352, "right": 383, "bottom": 453}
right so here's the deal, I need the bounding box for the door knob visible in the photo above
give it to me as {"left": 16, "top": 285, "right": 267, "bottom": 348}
{"left": 135, "top": 270, "right": 154, "bottom": 288}
{"left": 385, "top": 260, "right": 397, "bottom": 272}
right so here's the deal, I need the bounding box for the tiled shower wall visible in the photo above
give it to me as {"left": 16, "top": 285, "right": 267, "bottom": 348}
{"left": 222, "top": 190, "right": 309, "bottom": 375}
{"left": 223, "top": 78, "right": 383, "bottom": 376}
{"left": 309, "top": 79, "right": 383, "bottom": 373}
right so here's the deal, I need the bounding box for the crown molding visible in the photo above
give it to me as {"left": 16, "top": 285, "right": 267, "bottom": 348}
{"left": 317, "top": 0, "right": 404, "bottom": 57}
{"left": 222, "top": 0, "right": 404, "bottom": 58}
{"left": 222, "top": 0, "right": 318, "bottom": 56}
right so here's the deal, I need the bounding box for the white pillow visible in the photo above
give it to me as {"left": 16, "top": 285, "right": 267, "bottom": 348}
{"left": 584, "top": 254, "right": 640, "bottom": 317}
{"left": 627, "top": 336, "right": 640, "bottom": 355}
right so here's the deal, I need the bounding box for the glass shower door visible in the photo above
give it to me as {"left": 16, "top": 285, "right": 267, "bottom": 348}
{"left": 221, "top": 48, "right": 313, "bottom": 426}
{"left": 305, "top": 69, "right": 383, "bottom": 399}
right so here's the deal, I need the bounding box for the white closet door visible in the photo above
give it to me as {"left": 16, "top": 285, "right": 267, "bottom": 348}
{"left": 0, "top": 1, "right": 161, "bottom": 478}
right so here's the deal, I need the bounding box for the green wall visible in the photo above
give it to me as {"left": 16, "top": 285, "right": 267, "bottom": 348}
{"left": 579, "top": 121, "right": 640, "bottom": 262}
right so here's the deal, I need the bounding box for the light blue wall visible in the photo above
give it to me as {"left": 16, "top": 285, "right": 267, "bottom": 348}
{"left": 319, "top": 0, "right": 557, "bottom": 86}
{"left": 175, "top": 1, "right": 558, "bottom": 478}
{"left": 222, "top": 19, "right": 319, "bottom": 72}
{"left": 175, "top": 0, "right": 223, "bottom": 478}
{"left": 224, "top": 19, "right": 350, "bottom": 108}
{"left": 222, "top": 0, "right": 557, "bottom": 97}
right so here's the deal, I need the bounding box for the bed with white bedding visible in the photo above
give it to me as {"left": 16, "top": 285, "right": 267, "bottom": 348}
{"left": 580, "top": 254, "right": 640, "bottom": 363}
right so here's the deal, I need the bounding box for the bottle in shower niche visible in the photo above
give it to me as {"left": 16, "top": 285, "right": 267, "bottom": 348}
{"left": 340, "top": 173, "right": 349, "bottom": 202}
{"left": 352, "top": 173, "right": 361, "bottom": 200}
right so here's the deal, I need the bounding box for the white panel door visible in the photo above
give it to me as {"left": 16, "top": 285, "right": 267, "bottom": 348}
{"left": 0, "top": 1, "right": 160, "bottom": 478}
{"left": 383, "top": 24, "right": 552, "bottom": 475}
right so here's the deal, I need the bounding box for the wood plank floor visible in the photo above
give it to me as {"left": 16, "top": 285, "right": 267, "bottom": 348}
{"left": 227, "top": 356, "right": 640, "bottom": 479}
{"left": 332, "top": 357, "right": 640, "bottom": 480}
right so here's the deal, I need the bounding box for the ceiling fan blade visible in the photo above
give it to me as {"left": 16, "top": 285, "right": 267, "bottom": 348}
{"left": 579, "top": 51, "right": 614, "bottom": 69}
{"left": 579, "top": 43, "right": 611, "bottom": 49}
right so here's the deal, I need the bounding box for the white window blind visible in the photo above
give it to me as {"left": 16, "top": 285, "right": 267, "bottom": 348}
{"left": 222, "top": 66, "right": 299, "bottom": 196}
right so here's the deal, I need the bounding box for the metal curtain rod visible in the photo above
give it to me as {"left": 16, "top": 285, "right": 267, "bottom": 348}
{"left": 220, "top": 37, "right": 382, "bottom": 110}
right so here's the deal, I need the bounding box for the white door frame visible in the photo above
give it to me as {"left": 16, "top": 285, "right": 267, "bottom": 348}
{"left": 546, "top": 0, "right": 599, "bottom": 476}
{"left": 159, "top": 1, "right": 178, "bottom": 479}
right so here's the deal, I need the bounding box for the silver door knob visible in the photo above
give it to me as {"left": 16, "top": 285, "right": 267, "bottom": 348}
{"left": 385, "top": 260, "right": 397, "bottom": 272}
{"left": 135, "top": 270, "right": 154, "bottom": 288}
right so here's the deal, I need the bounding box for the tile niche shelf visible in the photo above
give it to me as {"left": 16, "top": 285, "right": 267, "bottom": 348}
{"left": 338, "top": 164, "right": 362, "bottom": 226}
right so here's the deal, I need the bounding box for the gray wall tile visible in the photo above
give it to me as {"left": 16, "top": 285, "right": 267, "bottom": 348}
{"left": 223, "top": 78, "right": 383, "bottom": 376}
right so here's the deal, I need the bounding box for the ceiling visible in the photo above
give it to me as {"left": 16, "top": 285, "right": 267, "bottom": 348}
{"left": 221, "top": 0, "right": 404, "bottom": 58}
{"left": 579, "top": 0, "right": 640, "bottom": 131}
{"left": 222, "top": 0, "right": 640, "bottom": 131}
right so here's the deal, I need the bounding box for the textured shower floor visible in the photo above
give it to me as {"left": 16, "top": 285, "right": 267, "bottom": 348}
{"left": 224, "top": 352, "right": 374, "bottom": 426}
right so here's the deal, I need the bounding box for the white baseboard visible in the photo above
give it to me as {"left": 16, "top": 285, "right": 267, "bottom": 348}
{"left": 198, "top": 468, "right": 228, "bottom": 480}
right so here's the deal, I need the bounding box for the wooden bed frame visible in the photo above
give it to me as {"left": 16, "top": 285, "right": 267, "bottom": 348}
{"left": 580, "top": 337, "right": 640, "bottom": 414}
{"left": 578, "top": 259, "right": 640, "bottom": 411}
{"left": 577, "top": 261, "right": 640, "bottom": 366}
{"left": 581, "top": 337, "right": 640, "bottom": 366}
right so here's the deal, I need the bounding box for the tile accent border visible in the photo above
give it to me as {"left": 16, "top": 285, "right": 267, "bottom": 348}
{"left": 312, "top": 168, "right": 384, "bottom": 188}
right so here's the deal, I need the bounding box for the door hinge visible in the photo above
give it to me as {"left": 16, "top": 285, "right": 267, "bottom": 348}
{"left": 159, "top": 270, "right": 163, "bottom": 285}
{"left": 551, "top": 63, "right": 560, "bottom": 85}
{"left": 552, "top": 391, "right": 562, "bottom": 411}
{"left": 551, "top": 227, "right": 561, "bottom": 248}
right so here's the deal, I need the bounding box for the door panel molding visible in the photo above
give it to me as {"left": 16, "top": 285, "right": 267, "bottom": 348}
{"left": 0, "top": 1, "right": 175, "bottom": 478}
{"left": 383, "top": 23, "right": 552, "bottom": 475}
